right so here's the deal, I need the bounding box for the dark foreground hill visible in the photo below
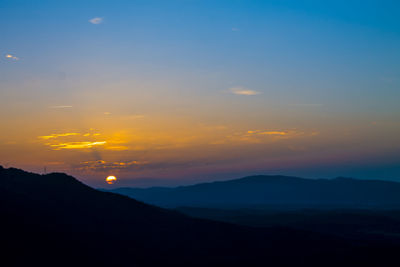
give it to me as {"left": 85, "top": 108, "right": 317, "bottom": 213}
{"left": 177, "top": 207, "right": 400, "bottom": 239}
{"left": 1, "top": 166, "right": 400, "bottom": 267}
{"left": 108, "top": 175, "right": 400, "bottom": 209}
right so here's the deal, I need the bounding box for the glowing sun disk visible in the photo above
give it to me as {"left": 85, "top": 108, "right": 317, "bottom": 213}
{"left": 106, "top": 175, "right": 117, "bottom": 184}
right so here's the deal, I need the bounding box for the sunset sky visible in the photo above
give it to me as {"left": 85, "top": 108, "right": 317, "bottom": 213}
{"left": 1, "top": 0, "right": 399, "bottom": 187}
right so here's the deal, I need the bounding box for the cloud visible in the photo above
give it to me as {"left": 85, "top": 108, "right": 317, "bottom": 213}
{"left": 214, "top": 128, "right": 317, "bottom": 145}
{"left": 232, "top": 27, "right": 240, "bottom": 31}
{"left": 76, "top": 160, "right": 148, "bottom": 171}
{"left": 246, "top": 129, "right": 307, "bottom": 138}
{"left": 229, "top": 87, "right": 261, "bottom": 96}
{"left": 89, "top": 17, "right": 103, "bottom": 24}
{"left": 5, "top": 54, "right": 19, "bottom": 60}
{"left": 50, "top": 141, "right": 107, "bottom": 150}
{"left": 38, "top": 131, "right": 105, "bottom": 150}
{"left": 38, "top": 130, "right": 128, "bottom": 151}
{"left": 247, "top": 130, "right": 287, "bottom": 135}
{"left": 247, "top": 129, "right": 319, "bottom": 139}
{"left": 83, "top": 133, "right": 100, "bottom": 137}
{"left": 39, "top": 133, "right": 80, "bottom": 140}
{"left": 49, "top": 105, "right": 73, "bottom": 109}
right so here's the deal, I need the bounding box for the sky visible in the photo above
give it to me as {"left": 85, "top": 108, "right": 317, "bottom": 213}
{"left": 1, "top": 0, "right": 400, "bottom": 187}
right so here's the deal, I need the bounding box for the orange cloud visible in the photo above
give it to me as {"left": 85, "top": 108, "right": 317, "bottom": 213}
{"left": 248, "top": 130, "right": 287, "bottom": 136}
{"left": 39, "top": 133, "right": 80, "bottom": 140}
{"left": 49, "top": 141, "right": 107, "bottom": 150}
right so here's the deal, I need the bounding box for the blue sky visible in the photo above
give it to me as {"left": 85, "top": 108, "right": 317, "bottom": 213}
{"left": 1, "top": 0, "right": 399, "bottom": 186}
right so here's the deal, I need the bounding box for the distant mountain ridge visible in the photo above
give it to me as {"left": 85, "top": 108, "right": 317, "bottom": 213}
{"left": 107, "top": 175, "right": 400, "bottom": 209}
{"left": 4, "top": 166, "right": 381, "bottom": 266}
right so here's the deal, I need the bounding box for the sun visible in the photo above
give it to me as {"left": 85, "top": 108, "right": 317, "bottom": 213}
{"left": 106, "top": 175, "right": 117, "bottom": 184}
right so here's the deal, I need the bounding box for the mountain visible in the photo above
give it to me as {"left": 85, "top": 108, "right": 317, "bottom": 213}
{"left": 2, "top": 166, "right": 400, "bottom": 266}
{"left": 176, "top": 207, "right": 400, "bottom": 239}
{"left": 107, "top": 175, "right": 400, "bottom": 209}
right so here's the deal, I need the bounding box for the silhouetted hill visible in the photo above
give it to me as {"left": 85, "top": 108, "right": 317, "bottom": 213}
{"left": 177, "top": 207, "right": 400, "bottom": 239}
{"left": 2, "top": 166, "right": 400, "bottom": 266}
{"left": 108, "top": 175, "right": 400, "bottom": 209}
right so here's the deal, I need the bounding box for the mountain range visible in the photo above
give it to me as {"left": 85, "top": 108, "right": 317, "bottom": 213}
{"left": 107, "top": 175, "right": 400, "bottom": 209}
{"left": 2, "top": 166, "right": 400, "bottom": 266}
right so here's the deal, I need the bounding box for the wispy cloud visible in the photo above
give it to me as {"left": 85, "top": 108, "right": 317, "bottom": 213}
{"left": 49, "top": 105, "right": 73, "bottom": 109}
{"left": 38, "top": 131, "right": 127, "bottom": 151}
{"left": 39, "top": 133, "right": 80, "bottom": 140}
{"left": 232, "top": 27, "right": 240, "bottom": 32}
{"left": 5, "top": 54, "right": 19, "bottom": 60}
{"left": 89, "top": 17, "right": 103, "bottom": 24}
{"left": 83, "top": 133, "right": 101, "bottom": 137}
{"left": 50, "top": 141, "right": 107, "bottom": 150}
{"left": 76, "top": 159, "right": 148, "bottom": 171}
{"left": 229, "top": 87, "right": 261, "bottom": 96}
{"left": 213, "top": 129, "right": 317, "bottom": 145}
{"left": 245, "top": 129, "right": 312, "bottom": 138}
{"left": 247, "top": 130, "right": 287, "bottom": 135}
